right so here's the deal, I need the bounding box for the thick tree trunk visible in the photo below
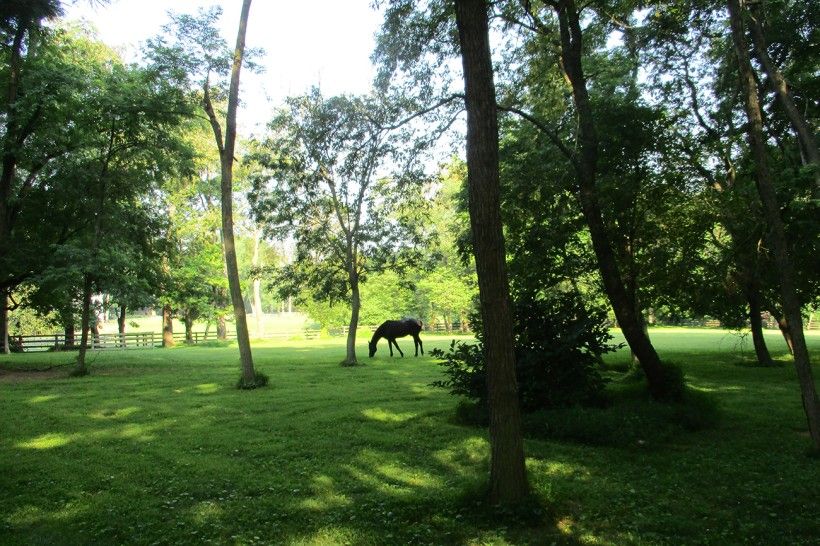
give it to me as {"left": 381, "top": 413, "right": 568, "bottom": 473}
{"left": 776, "top": 314, "right": 795, "bottom": 355}
{"left": 117, "top": 304, "right": 126, "bottom": 348}
{"left": 162, "top": 304, "right": 174, "bottom": 347}
{"left": 455, "top": 0, "right": 529, "bottom": 505}
{"left": 75, "top": 274, "right": 93, "bottom": 375}
{"left": 117, "top": 305, "right": 126, "bottom": 334}
{"left": 729, "top": 0, "right": 820, "bottom": 450}
{"left": 0, "top": 26, "right": 26, "bottom": 264}
{"left": 344, "top": 271, "right": 360, "bottom": 366}
{"left": 747, "top": 288, "right": 775, "bottom": 366}
{"left": 184, "top": 314, "right": 194, "bottom": 343}
{"left": 209, "top": 0, "right": 256, "bottom": 385}
{"left": 554, "top": 0, "right": 671, "bottom": 399}
{"left": 64, "top": 323, "right": 75, "bottom": 349}
{"left": 217, "top": 314, "right": 227, "bottom": 340}
{"left": 1, "top": 292, "right": 8, "bottom": 354}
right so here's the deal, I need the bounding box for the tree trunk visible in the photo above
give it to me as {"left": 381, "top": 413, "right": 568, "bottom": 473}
{"left": 729, "top": 0, "right": 820, "bottom": 450}
{"left": 210, "top": 0, "right": 256, "bottom": 386}
{"left": 64, "top": 323, "right": 75, "bottom": 349}
{"left": 776, "top": 313, "right": 795, "bottom": 355}
{"left": 344, "top": 270, "right": 360, "bottom": 366}
{"left": 1, "top": 292, "right": 9, "bottom": 354}
{"left": 253, "top": 229, "right": 264, "bottom": 337}
{"left": 117, "top": 305, "right": 126, "bottom": 334}
{"left": 553, "top": 0, "right": 671, "bottom": 400}
{"left": 75, "top": 274, "right": 93, "bottom": 375}
{"left": 746, "top": 2, "right": 819, "bottom": 195}
{"left": 455, "top": 0, "right": 529, "bottom": 505}
{"left": 184, "top": 314, "right": 194, "bottom": 343}
{"left": 217, "top": 315, "right": 227, "bottom": 340}
{"left": 162, "top": 304, "right": 174, "bottom": 347}
{"left": 747, "top": 287, "right": 775, "bottom": 366}
{"left": 0, "top": 25, "right": 26, "bottom": 264}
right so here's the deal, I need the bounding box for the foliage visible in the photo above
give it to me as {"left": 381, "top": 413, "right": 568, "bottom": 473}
{"left": 431, "top": 290, "right": 615, "bottom": 414}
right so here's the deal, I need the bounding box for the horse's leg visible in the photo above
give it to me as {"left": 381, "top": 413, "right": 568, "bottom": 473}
{"left": 392, "top": 338, "right": 404, "bottom": 357}
{"left": 387, "top": 338, "right": 394, "bottom": 357}
{"left": 413, "top": 334, "right": 423, "bottom": 356}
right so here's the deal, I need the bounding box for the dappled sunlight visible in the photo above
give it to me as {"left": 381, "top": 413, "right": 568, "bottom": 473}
{"left": 374, "top": 461, "right": 444, "bottom": 489}
{"left": 16, "top": 432, "right": 75, "bottom": 450}
{"left": 27, "top": 394, "right": 60, "bottom": 404}
{"left": 6, "top": 501, "right": 90, "bottom": 526}
{"left": 289, "top": 526, "right": 357, "bottom": 546}
{"left": 195, "top": 383, "right": 220, "bottom": 394}
{"left": 361, "top": 407, "right": 417, "bottom": 423}
{"left": 89, "top": 406, "right": 139, "bottom": 420}
{"left": 118, "top": 422, "right": 158, "bottom": 442}
{"left": 691, "top": 384, "right": 746, "bottom": 393}
{"left": 300, "top": 474, "right": 351, "bottom": 511}
{"left": 343, "top": 449, "right": 445, "bottom": 498}
{"left": 434, "top": 436, "right": 489, "bottom": 475}
{"left": 189, "top": 500, "right": 224, "bottom": 525}
{"left": 526, "top": 458, "right": 583, "bottom": 479}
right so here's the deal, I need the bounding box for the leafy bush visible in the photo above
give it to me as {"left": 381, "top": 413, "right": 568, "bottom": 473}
{"left": 431, "top": 291, "right": 616, "bottom": 415}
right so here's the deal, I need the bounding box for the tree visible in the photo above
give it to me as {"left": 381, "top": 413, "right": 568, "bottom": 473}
{"left": 727, "top": 0, "right": 820, "bottom": 449}
{"left": 250, "top": 90, "right": 430, "bottom": 365}
{"left": 149, "top": 3, "right": 259, "bottom": 386}
{"left": 454, "top": 0, "right": 529, "bottom": 505}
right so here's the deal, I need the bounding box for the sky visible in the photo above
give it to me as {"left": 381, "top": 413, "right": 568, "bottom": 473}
{"left": 63, "top": 0, "right": 385, "bottom": 133}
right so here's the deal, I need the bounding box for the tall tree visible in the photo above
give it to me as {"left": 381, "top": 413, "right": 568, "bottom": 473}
{"left": 727, "top": 0, "right": 820, "bottom": 450}
{"left": 149, "top": 3, "right": 259, "bottom": 386}
{"left": 212, "top": 0, "right": 255, "bottom": 384}
{"left": 508, "top": 0, "right": 677, "bottom": 400}
{"left": 454, "top": 0, "right": 529, "bottom": 504}
{"left": 249, "top": 90, "right": 430, "bottom": 365}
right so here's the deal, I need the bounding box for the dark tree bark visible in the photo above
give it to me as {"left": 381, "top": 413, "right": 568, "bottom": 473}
{"left": 1, "top": 292, "right": 9, "bottom": 354}
{"left": 550, "top": 0, "right": 672, "bottom": 399}
{"left": 745, "top": 3, "right": 819, "bottom": 194}
{"left": 162, "top": 304, "right": 174, "bottom": 347}
{"left": 344, "top": 269, "right": 360, "bottom": 365}
{"left": 454, "top": 0, "right": 529, "bottom": 505}
{"left": 770, "top": 310, "right": 795, "bottom": 355}
{"left": 204, "top": 0, "right": 256, "bottom": 385}
{"left": 75, "top": 274, "right": 93, "bottom": 375}
{"left": 184, "top": 314, "right": 194, "bottom": 343}
{"left": 728, "top": 0, "right": 820, "bottom": 450}
{"left": 64, "top": 323, "right": 75, "bottom": 349}
{"left": 117, "top": 304, "right": 126, "bottom": 334}
{"left": 217, "top": 314, "right": 227, "bottom": 340}
{"left": 746, "top": 285, "right": 775, "bottom": 366}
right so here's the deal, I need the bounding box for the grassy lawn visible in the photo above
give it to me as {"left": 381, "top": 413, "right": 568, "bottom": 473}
{"left": 1, "top": 329, "right": 818, "bottom": 545}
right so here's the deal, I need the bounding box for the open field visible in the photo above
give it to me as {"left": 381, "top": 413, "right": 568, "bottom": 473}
{"left": 1, "top": 329, "right": 819, "bottom": 545}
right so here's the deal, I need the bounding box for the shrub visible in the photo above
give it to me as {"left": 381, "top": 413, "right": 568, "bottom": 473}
{"left": 431, "top": 290, "right": 616, "bottom": 415}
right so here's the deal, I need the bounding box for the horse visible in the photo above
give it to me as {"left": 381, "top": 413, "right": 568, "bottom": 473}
{"left": 368, "top": 318, "right": 424, "bottom": 358}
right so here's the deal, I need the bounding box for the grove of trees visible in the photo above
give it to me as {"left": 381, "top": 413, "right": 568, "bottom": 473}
{"left": 1, "top": 0, "right": 818, "bottom": 500}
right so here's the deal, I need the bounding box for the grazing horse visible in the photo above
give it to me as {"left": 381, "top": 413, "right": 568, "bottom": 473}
{"left": 368, "top": 318, "right": 424, "bottom": 358}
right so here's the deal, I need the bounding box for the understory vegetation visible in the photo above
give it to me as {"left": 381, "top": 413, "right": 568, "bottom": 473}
{"left": 2, "top": 330, "right": 818, "bottom": 545}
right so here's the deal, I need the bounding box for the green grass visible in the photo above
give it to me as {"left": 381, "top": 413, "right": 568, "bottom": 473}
{"left": 1, "top": 329, "right": 819, "bottom": 545}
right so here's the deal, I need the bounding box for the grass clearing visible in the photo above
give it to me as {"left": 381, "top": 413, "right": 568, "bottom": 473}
{"left": 1, "top": 329, "right": 819, "bottom": 545}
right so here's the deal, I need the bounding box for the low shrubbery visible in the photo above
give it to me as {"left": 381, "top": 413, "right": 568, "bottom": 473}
{"left": 431, "top": 291, "right": 616, "bottom": 419}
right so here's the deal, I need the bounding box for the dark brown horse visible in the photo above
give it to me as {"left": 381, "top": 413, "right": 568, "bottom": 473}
{"left": 368, "top": 318, "right": 424, "bottom": 357}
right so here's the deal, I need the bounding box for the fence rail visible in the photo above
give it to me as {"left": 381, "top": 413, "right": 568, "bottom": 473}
{"left": 6, "top": 323, "right": 473, "bottom": 353}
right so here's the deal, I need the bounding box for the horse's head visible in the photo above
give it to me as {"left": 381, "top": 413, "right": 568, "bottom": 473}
{"left": 368, "top": 340, "right": 377, "bottom": 357}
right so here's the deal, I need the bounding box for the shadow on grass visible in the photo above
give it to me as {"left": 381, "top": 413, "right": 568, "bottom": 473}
{"left": 3, "top": 340, "right": 820, "bottom": 544}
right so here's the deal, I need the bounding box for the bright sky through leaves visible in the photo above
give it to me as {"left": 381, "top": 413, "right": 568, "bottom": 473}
{"left": 64, "top": 0, "right": 383, "bottom": 133}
